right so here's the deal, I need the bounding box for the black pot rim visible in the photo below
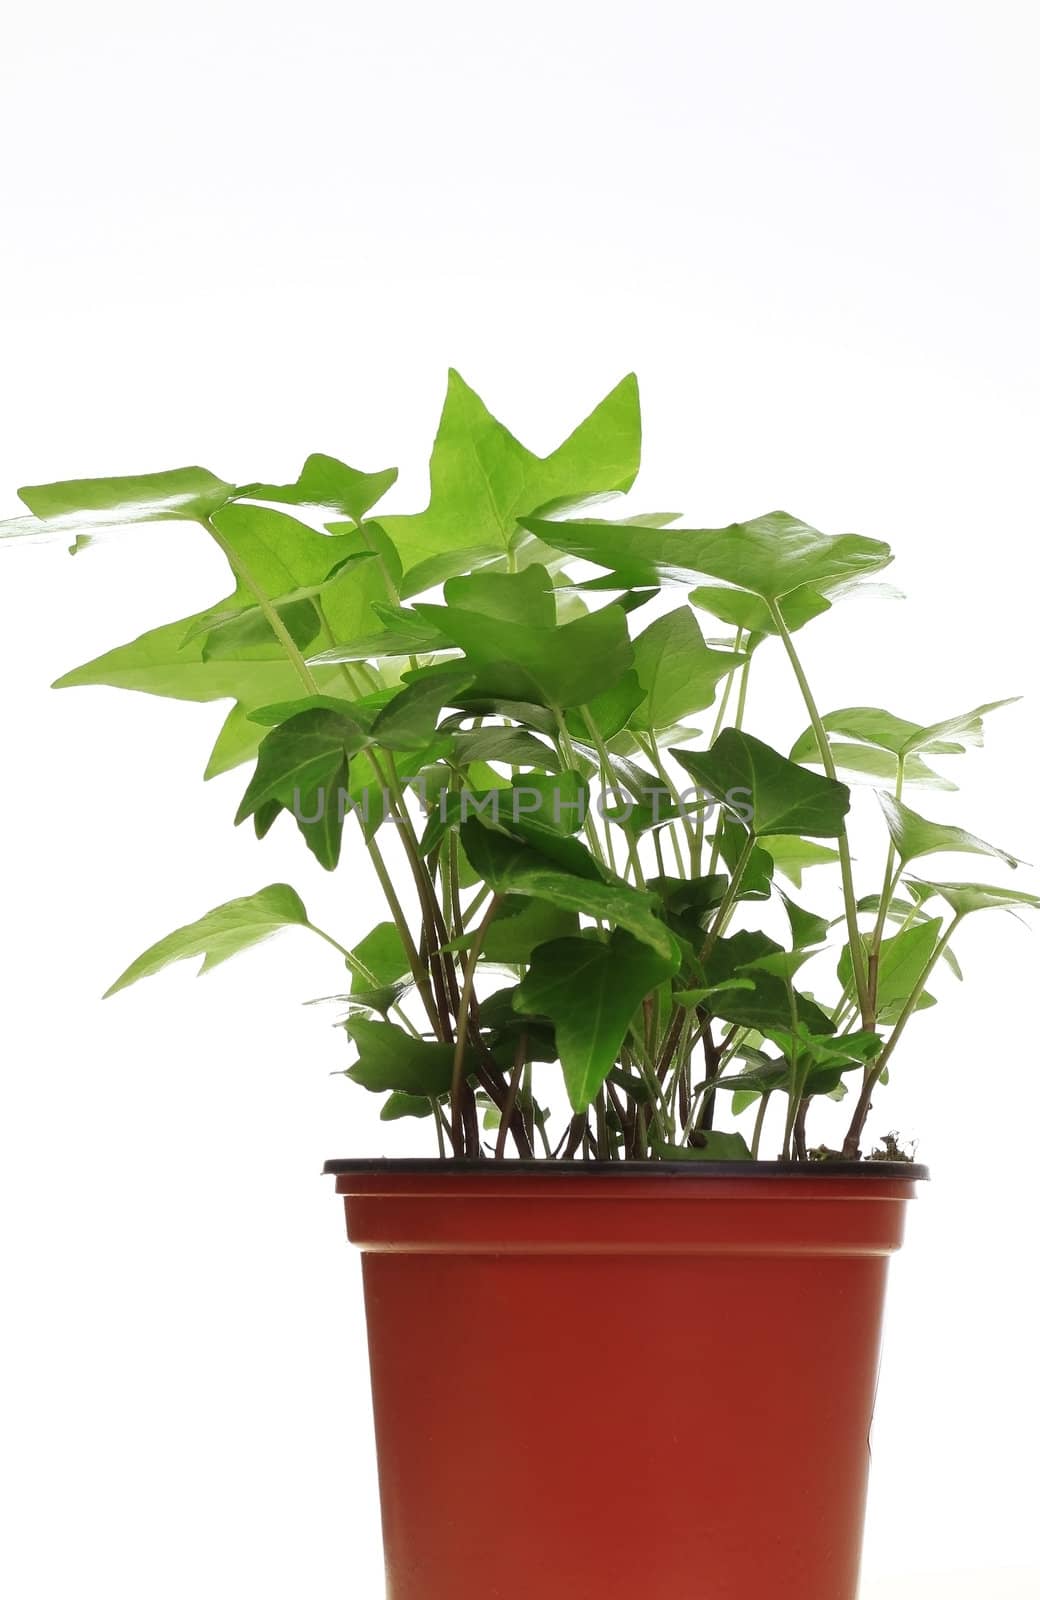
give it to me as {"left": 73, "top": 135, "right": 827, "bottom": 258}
{"left": 323, "top": 1157, "right": 929, "bottom": 1180}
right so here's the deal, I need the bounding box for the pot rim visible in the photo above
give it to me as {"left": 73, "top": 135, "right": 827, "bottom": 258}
{"left": 323, "top": 1157, "right": 929, "bottom": 1180}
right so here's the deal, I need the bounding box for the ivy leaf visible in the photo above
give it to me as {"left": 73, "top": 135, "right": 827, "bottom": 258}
{"left": 460, "top": 821, "right": 678, "bottom": 964}
{"left": 791, "top": 699, "right": 1017, "bottom": 766}
{"left": 689, "top": 584, "right": 831, "bottom": 636}
{"left": 380, "top": 1093, "right": 436, "bottom": 1121}
{"left": 699, "top": 932, "right": 835, "bottom": 1035}
{"left": 236, "top": 708, "right": 364, "bottom": 869}
{"left": 651, "top": 1132, "right": 752, "bottom": 1161}
{"left": 781, "top": 892, "right": 830, "bottom": 950}
{"left": 236, "top": 454, "right": 398, "bottom": 521}
{"left": 791, "top": 731, "right": 956, "bottom": 790}
{"left": 901, "top": 698, "right": 1020, "bottom": 756}
{"left": 906, "top": 878, "right": 1040, "bottom": 919}
{"left": 838, "top": 919, "right": 942, "bottom": 1025}
{"left": 628, "top": 608, "right": 743, "bottom": 731}
{"left": 697, "top": 928, "right": 832, "bottom": 1036}
{"left": 481, "top": 897, "right": 581, "bottom": 963}
{"left": 104, "top": 884, "right": 310, "bottom": 996}
{"left": 523, "top": 509, "right": 892, "bottom": 599}
{"left": 7, "top": 466, "right": 235, "bottom": 548}
{"left": 450, "top": 726, "right": 561, "bottom": 771}
{"left": 378, "top": 371, "right": 642, "bottom": 595}
{"left": 442, "top": 565, "right": 556, "bottom": 627}
{"left": 673, "top": 730, "right": 851, "bottom": 838}
{"left": 413, "top": 602, "right": 634, "bottom": 711}
{"left": 351, "top": 922, "right": 411, "bottom": 987}
{"left": 515, "top": 931, "right": 674, "bottom": 1111}
{"left": 53, "top": 505, "right": 382, "bottom": 774}
{"left": 713, "top": 818, "right": 775, "bottom": 901}
{"left": 879, "top": 793, "right": 1024, "bottom": 870}
{"left": 671, "top": 978, "right": 755, "bottom": 1007}
{"left": 369, "top": 668, "right": 474, "bottom": 752}
{"left": 345, "top": 1020, "right": 464, "bottom": 1097}
{"left": 756, "top": 836, "right": 840, "bottom": 887}
{"left": 567, "top": 670, "right": 647, "bottom": 741}
{"left": 308, "top": 607, "right": 452, "bottom": 665}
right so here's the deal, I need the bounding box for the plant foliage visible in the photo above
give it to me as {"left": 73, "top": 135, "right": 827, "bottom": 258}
{"left": 5, "top": 373, "right": 1036, "bottom": 1161}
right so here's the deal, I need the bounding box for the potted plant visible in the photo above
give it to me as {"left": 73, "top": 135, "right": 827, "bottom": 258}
{"left": 4, "top": 373, "right": 1035, "bottom": 1599}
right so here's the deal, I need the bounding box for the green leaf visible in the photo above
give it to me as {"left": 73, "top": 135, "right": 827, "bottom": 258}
{"left": 567, "top": 671, "right": 647, "bottom": 741}
{"left": 515, "top": 931, "right": 674, "bottom": 1111}
{"left": 413, "top": 602, "right": 634, "bottom": 711}
{"left": 901, "top": 698, "right": 1019, "bottom": 756}
{"left": 879, "top": 793, "right": 1024, "bottom": 869}
{"left": 792, "top": 734, "right": 956, "bottom": 791}
{"left": 104, "top": 884, "right": 310, "bottom": 996}
{"left": 713, "top": 818, "right": 775, "bottom": 901}
{"left": 790, "top": 706, "right": 964, "bottom": 760}
{"left": 780, "top": 892, "right": 830, "bottom": 950}
{"left": 53, "top": 505, "right": 381, "bottom": 774}
{"left": 790, "top": 699, "right": 1017, "bottom": 765}
{"left": 460, "top": 820, "right": 678, "bottom": 964}
{"left": 236, "top": 454, "right": 398, "bottom": 520}
{"left": 671, "top": 978, "right": 755, "bottom": 1007}
{"left": 345, "top": 1019, "right": 464, "bottom": 1097}
{"left": 352, "top": 922, "right": 411, "bottom": 987}
{"left": 523, "top": 509, "right": 892, "bottom": 600}
{"left": 378, "top": 371, "right": 642, "bottom": 594}
{"left": 236, "top": 708, "right": 363, "bottom": 870}
{"left": 369, "top": 668, "right": 474, "bottom": 752}
{"left": 673, "top": 730, "right": 851, "bottom": 838}
{"left": 12, "top": 466, "right": 234, "bottom": 544}
{"left": 651, "top": 1131, "right": 752, "bottom": 1161}
{"left": 307, "top": 608, "right": 451, "bottom": 665}
{"left": 699, "top": 931, "right": 835, "bottom": 1036}
{"left": 194, "top": 594, "right": 325, "bottom": 661}
{"left": 906, "top": 878, "right": 1040, "bottom": 919}
{"left": 756, "top": 836, "right": 840, "bottom": 887}
{"left": 380, "top": 1093, "right": 435, "bottom": 1121}
{"left": 443, "top": 565, "right": 556, "bottom": 627}
{"left": 628, "top": 608, "right": 743, "bottom": 731}
{"left": 838, "top": 918, "right": 942, "bottom": 1025}
{"left": 481, "top": 897, "right": 581, "bottom": 963}
{"left": 451, "top": 726, "right": 561, "bottom": 771}
{"left": 689, "top": 584, "right": 831, "bottom": 636}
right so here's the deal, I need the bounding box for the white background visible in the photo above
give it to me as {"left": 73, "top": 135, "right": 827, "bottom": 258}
{"left": 2, "top": 2, "right": 1038, "bottom": 1595}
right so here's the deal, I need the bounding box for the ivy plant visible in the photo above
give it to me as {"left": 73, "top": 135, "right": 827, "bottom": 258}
{"left": 5, "top": 371, "right": 1036, "bottom": 1162}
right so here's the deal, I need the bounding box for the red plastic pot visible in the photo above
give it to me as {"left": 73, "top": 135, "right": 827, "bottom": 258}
{"left": 327, "top": 1158, "right": 925, "bottom": 1600}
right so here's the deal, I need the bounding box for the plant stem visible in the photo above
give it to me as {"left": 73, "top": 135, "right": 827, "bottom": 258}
{"left": 706, "top": 642, "right": 752, "bottom": 879}
{"left": 867, "top": 755, "right": 905, "bottom": 1010}
{"left": 767, "top": 599, "right": 870, "bottom": 1023}
{"left": 579, "top": 706, "right": 624, "bottom": 876}
{"left": 643, "top": 732, "right": 698, "bottom": 878}
{"left": 750, "top": 1091, "right": 772, "bottom": 1160}
{"left": 495, "top": 1031, "right": 528, "bottom": 1160}
{"left": 699, "top": 829, "right": 756, "bottom": 963}
{"left": 450, "top": 896, "right": 500, "bottom": 1155}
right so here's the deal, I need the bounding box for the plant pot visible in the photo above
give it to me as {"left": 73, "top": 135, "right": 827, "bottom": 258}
{"left": 326, "top": 1158, "right": 926, "bottom": 1600}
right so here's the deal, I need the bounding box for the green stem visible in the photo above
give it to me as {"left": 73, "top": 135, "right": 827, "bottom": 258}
{"left": 643, "top": 732, "right": 698, "bottom": 879}
{"left": 450, "top": 896, "right": 500, "bottom": 1154}
{"left": 751, "top": 1091, "right": 772, "bottom": 1160}
{"left": 699, "top": 830, "right": 756, "bottom": 964}
{"left": 767, "top": 599, "right": 870, "bottom": 1024}
{"left": 579, "top": 706, "right": 624, "bottom": 877}
{"left": 707, "top": 645, "right": 752, "bottom": 879}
